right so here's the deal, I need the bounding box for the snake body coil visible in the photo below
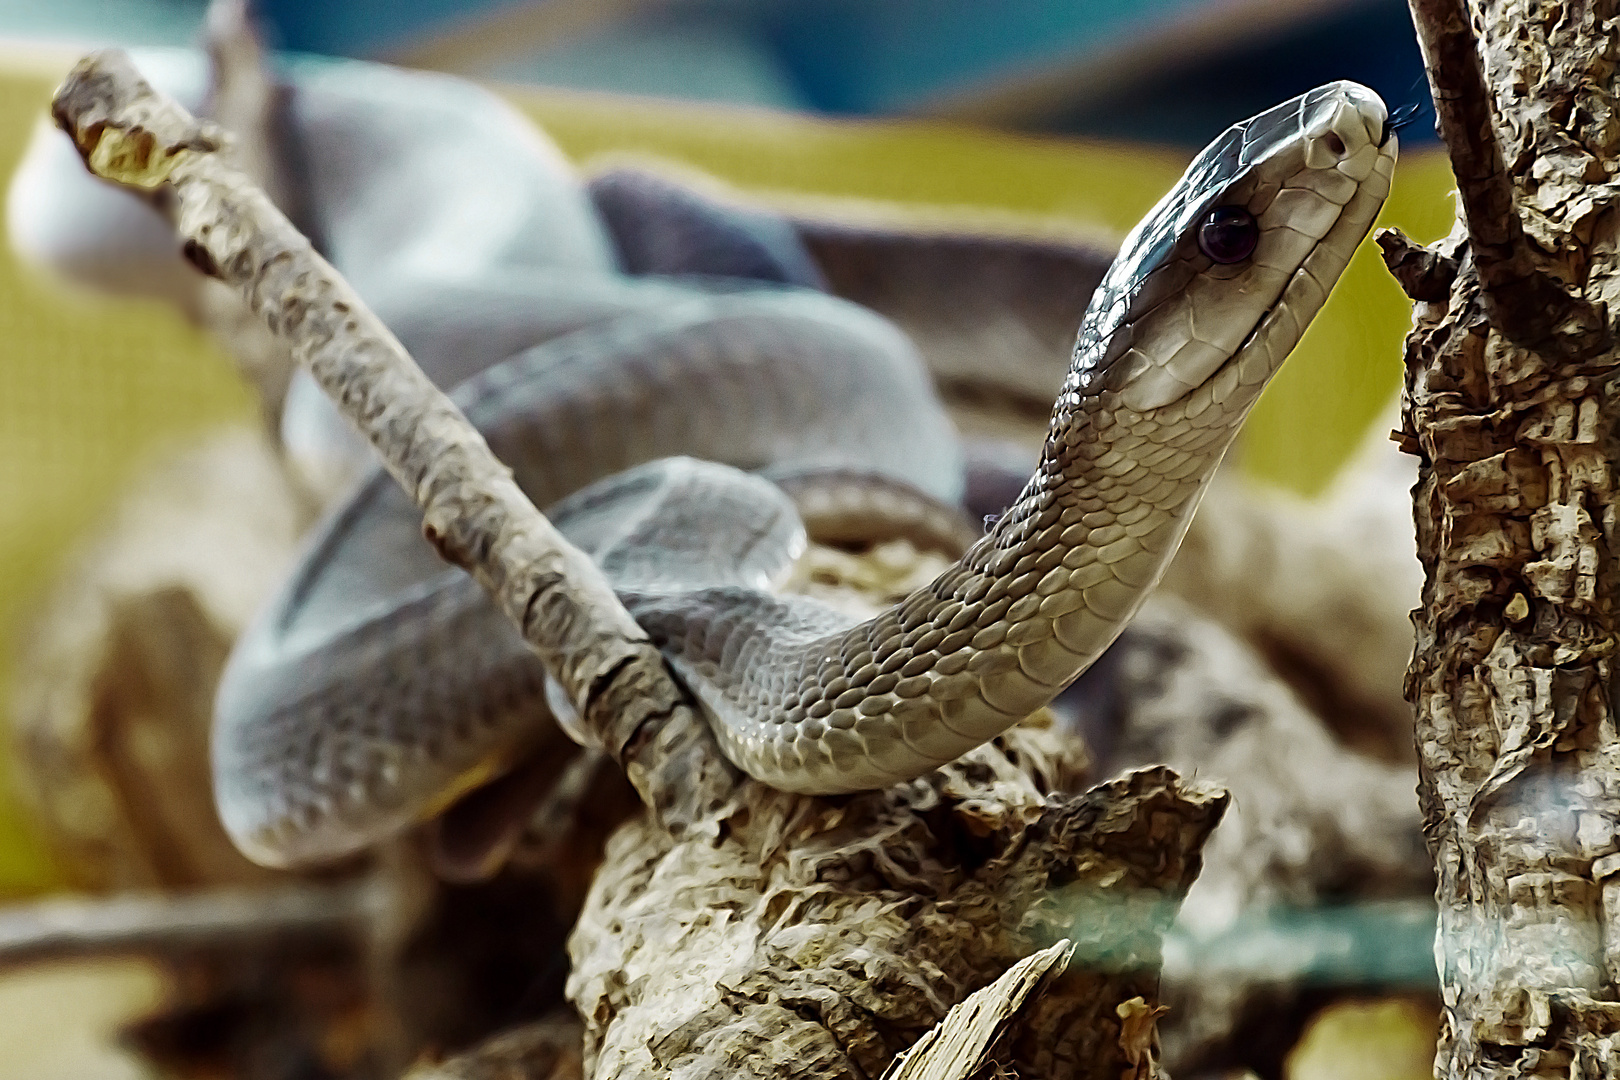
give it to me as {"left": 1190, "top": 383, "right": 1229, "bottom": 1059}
{"left": 211, "top": 80, "right": 1396, "bottom": 867}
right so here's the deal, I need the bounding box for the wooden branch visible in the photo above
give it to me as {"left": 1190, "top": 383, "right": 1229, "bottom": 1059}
{"left": 1405, "top": 0, "right": 1607, "bottom": 356}
{"left": 1393, "top": 0, "right": 1620, "bottom": 1072}
{"left": 1376, "top": 226, "right": 1459, "bottom": 304}
{"left": 0, "top": 881, "right": 385, "bottom": 966}
{"left": 48, "top": 49, "right": 729, "bottom": 825}
{"left": 190, "top": 0, "right": 303, "bottom": 431}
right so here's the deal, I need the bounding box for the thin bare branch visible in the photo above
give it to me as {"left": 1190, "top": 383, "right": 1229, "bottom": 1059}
{"left": 1405, "top": 0, "right": 1607, "bottom": 356}
{"left": 0, "top": 881, "right": 385, "bottom": 966}
{"left": 47, "top": 49, "right": 730, "bottom": 824}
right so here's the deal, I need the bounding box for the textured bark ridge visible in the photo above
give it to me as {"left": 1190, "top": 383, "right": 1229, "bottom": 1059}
{"left": 1392, "top": 0, "right": 1620, "bottom": 1072}
{"left": 569, "top": 745, "right": 1224, "bottom": 1080}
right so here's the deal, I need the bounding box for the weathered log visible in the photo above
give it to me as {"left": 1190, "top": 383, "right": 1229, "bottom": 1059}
{"left": 569, "top": 743, "right": 1221, "bottom": 1080}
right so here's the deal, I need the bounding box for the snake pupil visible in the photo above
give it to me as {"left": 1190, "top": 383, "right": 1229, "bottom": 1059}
{"left": 1197, "top": 205, "right": 1259, "bottom": 264}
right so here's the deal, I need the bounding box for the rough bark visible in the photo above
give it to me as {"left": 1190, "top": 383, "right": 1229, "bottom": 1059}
{"left": 566, "top": 750, "right": 1221, "bottom": 1080}
{"left": 1391, "top": 0, "right": 1620, "bottom": 1072}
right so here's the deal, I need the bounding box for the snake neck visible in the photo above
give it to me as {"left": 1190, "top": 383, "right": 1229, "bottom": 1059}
{"left": 955, "top": 382, "right": 1240, "bottom": 669}
{"left": 667, "top": 370, "right": 1249, "bottom": 796}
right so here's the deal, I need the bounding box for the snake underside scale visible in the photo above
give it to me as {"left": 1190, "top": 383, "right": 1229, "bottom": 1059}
{"left": 201, "top": 75, "right": 1396, "bottom": 867}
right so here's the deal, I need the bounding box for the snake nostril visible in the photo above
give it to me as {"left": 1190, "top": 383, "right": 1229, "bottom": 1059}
{"left": 1325, "top": 131, "right": 1346, "bottom": 156}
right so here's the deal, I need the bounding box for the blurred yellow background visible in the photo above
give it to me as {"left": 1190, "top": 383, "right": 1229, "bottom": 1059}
{"left": 0, "top": 58, "right": 1456, "bottom": 895}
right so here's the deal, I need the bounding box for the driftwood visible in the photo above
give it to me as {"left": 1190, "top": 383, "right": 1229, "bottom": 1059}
{"left": 44, "top": 49, "right": 1230, "bottom": 1079}
{"left": 1389, "top": 0, "right": 1620, "bottom": 1072}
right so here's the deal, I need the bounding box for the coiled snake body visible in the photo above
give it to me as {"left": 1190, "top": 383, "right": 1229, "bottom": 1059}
{"left": 202, "top": 77, "right": 1396, "bottom": 867}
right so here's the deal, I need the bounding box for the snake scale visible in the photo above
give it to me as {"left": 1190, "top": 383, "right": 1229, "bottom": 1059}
{"left": 12, "top": 57, "right": 1396, "bottom": 868}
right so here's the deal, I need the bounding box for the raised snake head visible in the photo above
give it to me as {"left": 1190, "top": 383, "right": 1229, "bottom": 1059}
{"left": 1066, "top": 81, "right": 1396, "bottom": 421}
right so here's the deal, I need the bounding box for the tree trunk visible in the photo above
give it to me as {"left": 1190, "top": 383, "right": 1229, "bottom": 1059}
{"left": 1389, "top": 0, "right": 1620, "bottom": 1072}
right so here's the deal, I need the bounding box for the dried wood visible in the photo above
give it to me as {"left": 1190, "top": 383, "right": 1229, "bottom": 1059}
{"left": 882, "top": 939, "right": 1073, "bottom": 1080}
{"left": 1405, "top": 0, "right": 1605, "bottom": 357}
{"left": 1393, "top": 0, "right": 1620, "bottom": 1072}
{"left": 193, "top": 0, "right": 304, "bottom": 433}
{"left": 568, "top": 750, "right": 1222, "bottom": 1080}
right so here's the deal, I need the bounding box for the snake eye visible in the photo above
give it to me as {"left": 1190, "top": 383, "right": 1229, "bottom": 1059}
{"left": 1197, "top": 206, "right": 1258, "bottom": 264}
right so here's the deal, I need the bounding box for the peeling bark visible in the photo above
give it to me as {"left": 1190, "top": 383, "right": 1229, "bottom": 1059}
{"left": 568, "top": 752, "right": 1221, "bottom": 1080}
{"left": 1393, "top": 0, "right": 1620, "bottom": 1072}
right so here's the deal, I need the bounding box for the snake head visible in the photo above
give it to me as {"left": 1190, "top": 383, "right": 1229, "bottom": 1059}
{"left": 1067, "top": 80, "right": 1397, "bottom": 419}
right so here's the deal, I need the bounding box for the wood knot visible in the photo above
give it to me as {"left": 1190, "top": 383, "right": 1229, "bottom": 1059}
{"left": 1377, "top": 227, "right": 1459, "bottom": 302}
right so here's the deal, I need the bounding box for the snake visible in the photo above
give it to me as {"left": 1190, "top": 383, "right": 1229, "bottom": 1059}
{"left": 9, "top": 57, "right": 1395, "bottom": 868}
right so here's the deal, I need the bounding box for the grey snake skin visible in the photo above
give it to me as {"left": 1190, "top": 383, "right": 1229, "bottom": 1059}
{"left": 199, "top": 76, "right": 1396, "bottom": 867}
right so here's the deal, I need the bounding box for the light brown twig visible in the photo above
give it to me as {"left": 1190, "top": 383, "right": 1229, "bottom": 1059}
{"left": 1404, "top": 0, "right": 1606, "bottom": 356}
{"left": 49, "top": 49, "right": 731, "bottom": 825}
{"left": 0, "top": 880, "right": 386, "bottom": 967}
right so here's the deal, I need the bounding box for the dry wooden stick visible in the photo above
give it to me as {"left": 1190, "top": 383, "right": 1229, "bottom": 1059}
{"left": 882, "top": 939, "right": 1074, "bottom": 1080}
{"left": 0, "top": 880, "right": 386, "bottom": 966}
{"left": 48, "top": 49, "right": 731, "bottom": 827}
{"left": 1404, "top": 0, "right": 1606, "bottom": 356}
